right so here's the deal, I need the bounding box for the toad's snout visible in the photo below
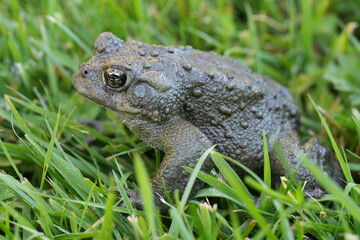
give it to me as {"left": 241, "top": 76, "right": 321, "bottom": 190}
{"left": 72, "top": 66, "right": 95, "bottom": 97}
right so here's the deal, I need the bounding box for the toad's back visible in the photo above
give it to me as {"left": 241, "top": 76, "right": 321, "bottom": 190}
{"left": 163, "top": 48, "right": 301, "bottom": 173}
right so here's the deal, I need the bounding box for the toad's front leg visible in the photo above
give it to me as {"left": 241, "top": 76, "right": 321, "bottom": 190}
{"left": 121, "top": 116, "right": 213, "bottom": 211}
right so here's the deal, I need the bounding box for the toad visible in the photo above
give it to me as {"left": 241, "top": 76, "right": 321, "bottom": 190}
{"left": 73, "top": 32, "right": 342, "bottom": 210}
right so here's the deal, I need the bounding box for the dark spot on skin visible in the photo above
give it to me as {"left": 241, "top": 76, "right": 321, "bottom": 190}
{"left": 193, "top": 88, "right": 202, "bottom": 97}
{"left": 167, "top": 47, "right": 174, "bottom": 53}
{"left": 210, "top": 87, "right": 217, "bottom": 93}
{"left": 227, "top": 74, "right": 234, "bottom": 80}
{"left": 138, "top": 49, "right": 146, "bottom": 56}
{"left": 185, "top": 83, "right": 192, "bottom": 89}
{"left": 240, "top": 102, "right": 246, "bottom": 110}
{"left": 225, "top": 132, "right": 232, "bottom": 138}
{"left": 226, "top": 82, "right": 234, "bottom": 90}
{"left": 143, "top": 62, "right": 151, "bottom": 69}
{"left": 211, "top": 120, "right": 217, "bottom": 126}
{"left": 256, "top": 112, "right": 263, "bottom": 119}
{"left": 153, "top": 110, "right": 159, "bottom": 118}
{"left": 150, "top": 50, "right": 159, "bottom": 57}
{"left": 182, "top": 62, "right": 192, "bottom": 71}
{"left": 207, "top": 72, "right": 215, "bottom": 79}
{"left": 290, "top": 109, "right": 298, "bottom": 117}
{"left": 220, "top": 106, "right": 232, "bottom": 115}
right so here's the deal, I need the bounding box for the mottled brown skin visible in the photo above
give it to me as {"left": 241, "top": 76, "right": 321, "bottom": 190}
{"left": 73, "top": 32, "right": 342, "bottom": 210}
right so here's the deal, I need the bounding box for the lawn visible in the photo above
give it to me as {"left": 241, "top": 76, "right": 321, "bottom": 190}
{"left": 0, "top": 0, "right": 360, "bottom": 239}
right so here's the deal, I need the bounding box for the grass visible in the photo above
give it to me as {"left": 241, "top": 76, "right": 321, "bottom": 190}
{"left": 0, "top": 0, "right": 360, "bottom": 239}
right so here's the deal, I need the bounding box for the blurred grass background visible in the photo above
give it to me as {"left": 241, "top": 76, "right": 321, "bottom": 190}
{"left": 0, "top": 0, "right": 360, "bottom": 239}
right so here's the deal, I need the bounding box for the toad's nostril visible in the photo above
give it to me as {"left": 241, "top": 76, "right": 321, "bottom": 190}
{"left": 82, "top": 69, "right": 90, "bottom": 76}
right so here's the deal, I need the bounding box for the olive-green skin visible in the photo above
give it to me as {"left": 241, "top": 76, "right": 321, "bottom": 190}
{"left": 73, "top": 32, "right": 342, "bottom": 210}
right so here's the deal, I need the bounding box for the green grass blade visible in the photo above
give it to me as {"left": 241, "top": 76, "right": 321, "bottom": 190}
{"left": 245, "top": 177, "right": 300, "bottom": 206}
{"left": 309, "top": 96, "right": 353, "bottom": 183}
{"left": 0, "top": 173, "right": 38, "bottom": 210}
{"left": 133, "top": 152, "right": 157, "bottom": 237}
{"left": 54, "top": 232, "right": 97, "bottom": 240}
{"left": 40, "top": 109, "right": 61, "bottom": 192}
{"left": 7, "top": 95, "right": 111, "bottom": 142}
{"left": 113, "top": 170, "right": 135, "bottom": 216}
{"left": 47, "top": 15, "right": 91, "bottom": 54}
{"left": 180, "top": 146, "right": 215, "bottom": 211}
{"left": 210, "top": 151, "right": 252, "bottom": 199}
{"left": 99, "top": 179, "right": 115, "bottom": 240}
{"left": 169, "top": 208, "right": 194, "bottom": 240}
{"left": 0, "top": 139, "right": 23, "bottom": 181}
{"left": 273, "top": 200, "right": 294, "bottom": 240}
{"left": 262, "top": 131, "right": 271, "bottom": 188}
{"left": 4, "top": 95, "right": 31, "bottom": 133}
{"left": 299, "top": 153, "right": 360, "bottom": 222}
{"left": 245, "top": 2, "right": 262, "bottom": 72}
{"left": 190, "top": 171, "right": 245, "bottom": 207}
{"left": 22, "top": 179, "right": 55, "bottom": 238}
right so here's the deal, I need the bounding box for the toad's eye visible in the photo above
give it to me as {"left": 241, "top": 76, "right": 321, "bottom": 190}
{"left": 102, "top": 67, "right": 133, "bottom": 90}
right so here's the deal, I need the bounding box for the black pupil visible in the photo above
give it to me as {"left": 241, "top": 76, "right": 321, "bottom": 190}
{"left": 106, "top": 69, "right": 127, "bottom": 88}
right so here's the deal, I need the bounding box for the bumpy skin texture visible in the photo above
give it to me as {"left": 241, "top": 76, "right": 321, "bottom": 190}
{"left": 73, "top": 32, "right": 342, "bottom": 210}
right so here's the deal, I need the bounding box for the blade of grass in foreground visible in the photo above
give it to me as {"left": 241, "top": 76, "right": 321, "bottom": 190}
{"left": 202, "top": 150, "right": 277, "bottom": 239}
{"left": 99, "top": 179, "right": 115, "bottom": 240}
{"left": 169, "top": 208, "right": 194, "bottom": 240}
{"left": 4, "top": 94, "right": 31, "bottom": 133}
{"left": 262, "top": 131, "right": 271, "bottom": 188}
{"left": 210, "top": 151, "right": 252, "bottom": 199}
{"left": 309, "top": 96, "right": 353, "bottom": 183}
{"left": 5, "top": 95, "right": 111, "bottom": 142}
{"left": 0, "top": 139, "right": 23, "bottom": 181}
{"left": 40, "top": 109, "right": 61, "bottom": 192}
{"left": 179, "top": 146, "right": 215, "bottom": 211}
{"left": 23, "top": 179, "right": 55, "bottom": 238}
{"left": 113, "top": 170, "right": 135, "bottom": 216}
{"left": 299, "top": 153, "right": 360, "bottom": 222}
{"left": 133, "top": 152, "right": 157, "bottom": 237}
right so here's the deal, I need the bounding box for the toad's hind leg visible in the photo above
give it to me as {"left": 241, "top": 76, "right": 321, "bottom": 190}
{"left": 272, "top": 130, "right": 343, "bottom": 197}
{"left": 300, "top": 138, "right": 343, "bottom": 195}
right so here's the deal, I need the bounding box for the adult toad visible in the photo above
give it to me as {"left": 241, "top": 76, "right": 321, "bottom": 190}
{"left": 73, "top": 32, "right": 342, "bottom": 210}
